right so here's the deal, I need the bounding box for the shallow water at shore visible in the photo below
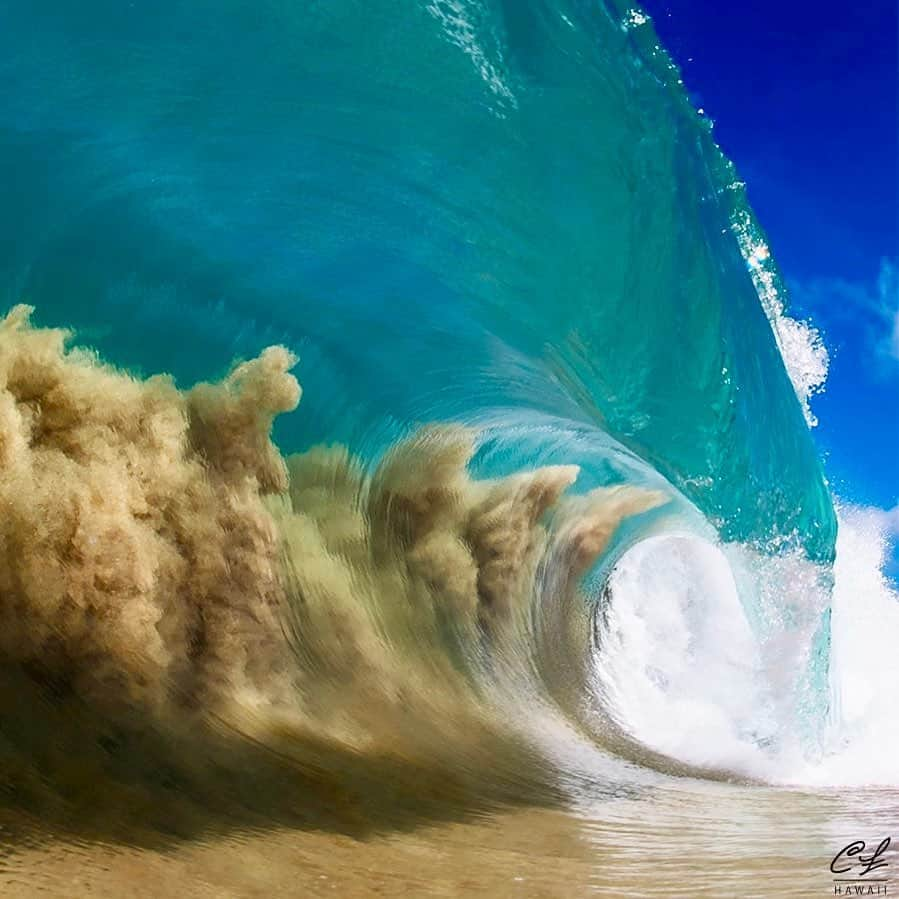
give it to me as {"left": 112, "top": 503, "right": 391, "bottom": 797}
{"left": 3, "top": 783, "right": 896, "bottom": 898}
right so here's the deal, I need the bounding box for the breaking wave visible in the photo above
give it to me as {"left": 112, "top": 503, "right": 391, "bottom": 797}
{"left": 0, "top": 0, "right": 895, "bottom": 847}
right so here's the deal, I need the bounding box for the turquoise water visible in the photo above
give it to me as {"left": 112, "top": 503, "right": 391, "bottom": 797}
{"left": 0, "top": 0, "right": 835, "bottom": 563}
{"left": 7, "top": 14, "right": 899, "bottom": 899}
{"left": 16, "top": 13, "right": 899, "bottom": 867}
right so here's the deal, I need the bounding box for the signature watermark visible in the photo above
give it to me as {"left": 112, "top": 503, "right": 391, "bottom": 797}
{"left": 832, "top": 838, "right": 892, "bottom": 896}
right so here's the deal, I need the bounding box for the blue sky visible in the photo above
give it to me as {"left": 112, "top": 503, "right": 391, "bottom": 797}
{"left": 641, "top": 0, "right": 898, "bottom": 556}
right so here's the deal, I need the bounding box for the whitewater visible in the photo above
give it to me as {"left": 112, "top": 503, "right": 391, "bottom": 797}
{"left": 0, "top": 0, "right": 896, "bottom": 896}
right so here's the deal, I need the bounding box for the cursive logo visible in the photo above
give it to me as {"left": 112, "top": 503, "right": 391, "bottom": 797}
{"left": 832, "top": 839, "right": 892, "bottom": 878}
{"left": 831, "top": 838, "right": 892, "bottom": 895}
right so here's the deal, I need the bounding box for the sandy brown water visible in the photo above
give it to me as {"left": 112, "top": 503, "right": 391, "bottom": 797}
{"left": 2, "top": 782, "right": 896, "bottom": 898}
{"left": 0, "top": 310, "right": 894, "bottom": 898}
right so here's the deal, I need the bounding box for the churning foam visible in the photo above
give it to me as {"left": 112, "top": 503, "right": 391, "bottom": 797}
{"left": 592, "top": 513, "right": 899, "bottom": 787}
{"left": 592, "top": 533, "right": 786, "bottom": 780}
{"left": 817, "top": 505, "right": 899, "bottom": 786}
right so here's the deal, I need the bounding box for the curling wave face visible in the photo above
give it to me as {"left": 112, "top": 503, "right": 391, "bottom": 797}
{"left": 0, "top": 0, "right": 895, "bottom": 871}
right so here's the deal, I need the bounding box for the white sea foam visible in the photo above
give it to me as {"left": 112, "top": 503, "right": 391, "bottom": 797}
{"left": 808, "top": 505, "right": 899, "bottom": 786}
{"left": 592, "top": 512, "right": 899, "bottom": 787}
{"left": 592, "top": 533, "right": 779, "bottom": 779}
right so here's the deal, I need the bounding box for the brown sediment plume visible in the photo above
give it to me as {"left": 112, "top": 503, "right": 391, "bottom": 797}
{"left": 0, "top": 304, "right": 664, "bottom": 719}
{"left": 269, "top": 429, "right": 589, "bottom": 742}
{"left": 0, "top": 305, "right": 665, "bottom": 839}
{"left": 0, "top": 304, "right": 297, "bottom": 718}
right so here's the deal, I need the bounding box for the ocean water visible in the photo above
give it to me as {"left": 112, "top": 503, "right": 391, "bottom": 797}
{"left": 0, "top": 1, "right": 896, "bottom": 896}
